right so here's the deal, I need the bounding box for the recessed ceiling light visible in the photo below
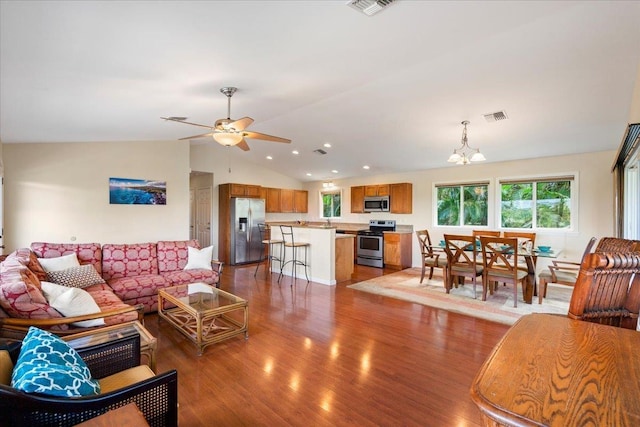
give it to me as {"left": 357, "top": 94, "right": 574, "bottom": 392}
{"left": 292, "top": 150, "right": 299, "bottom": 155}
{"left": 266, "top": 156, "right": 273, "bottom": 160}
{"left": 331, "top": 170, "right": 338, "bottom": 174}
{"left": 306, "top": 173, "right": 312, "bottom": 176}
{"left": 324, "top": 143, "right": 332, "bottom": 148}
{"left": 363, "top": 165, "right": 370, "bottom": 170}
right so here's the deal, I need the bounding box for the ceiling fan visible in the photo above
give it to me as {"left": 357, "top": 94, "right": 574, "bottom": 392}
{"left": 161, "top": 87, "right": 291, "bottom": 151}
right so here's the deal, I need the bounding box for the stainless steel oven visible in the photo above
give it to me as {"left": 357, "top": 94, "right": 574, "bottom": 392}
{"left": 357, "top": 220, "right": 396, "bottom": 268}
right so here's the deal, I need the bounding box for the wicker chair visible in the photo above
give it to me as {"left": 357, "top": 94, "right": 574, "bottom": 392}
{"left": 567, "top": 251, "right": 640, "bottom": 330}
{"left": 415, "top": 230, "right": 447, "bottom": 284}
{"left": 0, "top": 333, "right": 178, "bottom": 427}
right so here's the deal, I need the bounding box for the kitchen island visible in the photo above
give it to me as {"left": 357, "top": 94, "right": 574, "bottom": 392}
{"left": 268, "top": 223, "right": 357, "bottom": 285}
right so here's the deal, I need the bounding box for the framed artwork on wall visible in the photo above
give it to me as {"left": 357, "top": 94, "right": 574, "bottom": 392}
{"left": 109, "top": 177, "right": 166, "bottom": 205}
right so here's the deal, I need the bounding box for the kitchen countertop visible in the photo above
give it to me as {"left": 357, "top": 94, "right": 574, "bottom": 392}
{"left": 267, "top": 221, "right": 413, "bottom": 233}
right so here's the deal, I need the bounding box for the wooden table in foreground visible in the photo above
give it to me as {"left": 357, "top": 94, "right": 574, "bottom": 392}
{"left": 470, "top": 313, "right": 640, "bottom": 426}
{"left": 158, "top": 282, "right": 248, "bottom": 355}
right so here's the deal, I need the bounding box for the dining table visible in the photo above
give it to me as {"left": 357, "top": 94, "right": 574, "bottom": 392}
{"left": 437, "top": 240, "right": 560, "bottom": 304}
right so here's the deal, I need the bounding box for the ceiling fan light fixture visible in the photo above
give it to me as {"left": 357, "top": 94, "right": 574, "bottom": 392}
{"left": 213, "top": 132, "right": 243, "bottom": 146}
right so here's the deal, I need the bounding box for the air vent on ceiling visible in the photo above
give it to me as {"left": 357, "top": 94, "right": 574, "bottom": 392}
{"left": 346, "top": 0, "right": 396, "bottom": 16}
{"left": 484, "top": 111, "right": 508, "bottom": 122}
{"left": 313, "top": 149, "right": 327, "bottom": 155}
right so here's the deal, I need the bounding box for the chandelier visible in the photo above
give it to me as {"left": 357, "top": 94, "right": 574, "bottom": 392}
{"left": 447, "top": 120, "right": 486, "bottom": 165}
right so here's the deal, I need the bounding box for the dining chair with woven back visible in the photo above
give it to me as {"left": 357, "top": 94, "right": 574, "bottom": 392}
{"left": 443, "top": 234, "right": 483, "bottom": 299}
{"left": 538, "top": 237, "right": 597, "bottom": 304}
{"left": 568, "top": 250, "right": 640, "bottom": 330}
{"left": 479, "top": 236, "right": 529, "bottom": 307}
{"left": 415, "top": 230, "right": 447, "bottom": 284}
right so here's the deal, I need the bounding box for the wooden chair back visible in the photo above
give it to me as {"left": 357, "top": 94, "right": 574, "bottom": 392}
{"left": 503, "top": 231, "right": 536, "bottom": 252}
{"left": 443, "top": 234, "right": 483, "bottom": 298}
{"left": 568, "top": 251, "right": 640, "bottom": 329}
{"left": 479, "top": 236, "right": 528, "bottom": 307}
{"left": 472, "top": 230, "right": 501, "bottom": 238}
{"left": 594, "top": 237, "right": 640, "bottom": 253}
{"left": 415, "top": 230, "right": 447, "bottom": 283}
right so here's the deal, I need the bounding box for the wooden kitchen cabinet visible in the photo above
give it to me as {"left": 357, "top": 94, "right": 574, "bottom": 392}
{"left": 390, "top": 183, "right": 412, "bottom": 214}
{"left": 350, "top": 186, "right": 365, "bottom": 213}
{"left": 383, "top": 232, "right": 412, "bottom": 270}
{"left": 280, "top": 189, "right": 294, "bottom": 212}
{"left": 229, "top": 183, "right": 261, "bottom": 198}
{"left": 364, "top": 184, "right": 390, "bottom": 197}
{"left": 265, "top": 187, "right": 281, "bottom": 213}
{"left": 294, "top": 190, "right": 308, "bottom": 213}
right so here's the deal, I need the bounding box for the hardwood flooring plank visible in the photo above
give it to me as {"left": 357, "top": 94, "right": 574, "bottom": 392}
{"left": 143, "top": 264, "right": 509, "bottom": 426}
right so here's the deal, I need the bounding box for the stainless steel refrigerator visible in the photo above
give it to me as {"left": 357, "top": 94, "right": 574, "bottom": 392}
{"left": 230, "top": 198, "right": 266, "bottom": 265}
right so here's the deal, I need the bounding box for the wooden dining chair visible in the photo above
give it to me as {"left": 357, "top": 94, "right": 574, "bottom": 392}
{"left": 415, "top": 230, "right": 447, "bottom": 284}
{"left": 568, "top": 251, "right": 640, "bottom": 330}
{"left": 472, "top": 230, "right": 501, "bottom": 238}
{"left": 593, "top": 237, "right": 640, "bottom": 253}
{"left": 538, "top": 237, "right": 596, "bottom": 304}
{"left": 503, "top": 231, "right": 536, "bottom": 271}
{"left": 443, "top": 234, "right": 483, "bottom": 298}
{"left": 479, "top": 236, "right": 528, "bottom": 307}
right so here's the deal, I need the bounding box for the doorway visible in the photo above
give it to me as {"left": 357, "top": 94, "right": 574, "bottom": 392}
{"left": 189, "top": 172, "right": 213, "bottom": 247}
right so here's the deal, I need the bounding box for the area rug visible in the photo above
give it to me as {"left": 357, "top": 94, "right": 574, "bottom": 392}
{"left": 347, "top": 268, "right": 572, "bottom": 325}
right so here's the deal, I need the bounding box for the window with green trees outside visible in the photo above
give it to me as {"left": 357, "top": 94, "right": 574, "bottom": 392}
{"left": 500, "top": 178, "right": 572, "bottom": 229}
{"left": 437, "top": 183, "right": 488, "bottom": 226}
{"left": 321, "top": 190, "right": 341, "bottom": 218}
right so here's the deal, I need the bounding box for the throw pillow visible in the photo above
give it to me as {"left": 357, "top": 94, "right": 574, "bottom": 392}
{"left": 41, "top": 281, "right": 105, "bottom": 328}
{"left": 38, "top": 253, "right": 80, "bottom": 273}
{"left": 184, "top": 246, "right": 213, "bottom": 270}
{"left": 46, "top": 264, "right": 106, "bottom": 289}
{"left": 11, "top": 327, "right": 100, "bottom": 397}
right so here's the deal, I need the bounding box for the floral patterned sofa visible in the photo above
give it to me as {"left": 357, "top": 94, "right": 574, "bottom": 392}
{"left": 0, "top": 240, "right": 221, "bottom": 335}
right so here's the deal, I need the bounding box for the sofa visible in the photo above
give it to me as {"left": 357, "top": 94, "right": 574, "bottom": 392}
{"left": 0, "top": 240, "right": 221, "bottom": 334}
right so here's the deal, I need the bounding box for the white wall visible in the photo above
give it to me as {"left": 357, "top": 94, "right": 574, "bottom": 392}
{"left": 305, "top": 150, "right": 616, "bottom": 270}
{"left": 3, "top": 140, "right": 190, "bottom": 250}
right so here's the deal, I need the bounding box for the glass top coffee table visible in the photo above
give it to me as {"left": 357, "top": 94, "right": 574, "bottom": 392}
{"left": 158, "top": 283, "right": 248, "bottom": 355}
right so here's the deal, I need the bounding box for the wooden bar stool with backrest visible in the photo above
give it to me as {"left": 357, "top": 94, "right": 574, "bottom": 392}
{"left": 278, "top": 225, "right": 310, "bottom": 284}
{"left": 479, "top": 236, "right": 529, "bottom": 307}
{"left": 443, "top": 234, "right": 483, "bottom": 298}
{"left": 415, "top": 230, "right": 447, "bottom": 284}
{"left": 254, "top": 223, "right": 284, "bottom": 278}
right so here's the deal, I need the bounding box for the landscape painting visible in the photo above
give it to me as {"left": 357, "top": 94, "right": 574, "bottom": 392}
{"left": 109, "top": 177, "right": 167, "bottom": 205}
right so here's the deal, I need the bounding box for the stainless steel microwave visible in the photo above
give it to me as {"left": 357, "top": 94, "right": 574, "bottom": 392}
{"left": 364, "top": 196, "right": 390, "bottom": 212}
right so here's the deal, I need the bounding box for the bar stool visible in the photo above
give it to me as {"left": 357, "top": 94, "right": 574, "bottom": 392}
{"left": 254, "top": 223, "right": 284, "bottom": 278}
{"left": 278, "top": 225, "right": 310, "bottom": 284}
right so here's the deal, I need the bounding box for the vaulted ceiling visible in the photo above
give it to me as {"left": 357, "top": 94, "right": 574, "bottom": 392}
{"left": 1, "top": 1, "right": 639, "bottom": 182}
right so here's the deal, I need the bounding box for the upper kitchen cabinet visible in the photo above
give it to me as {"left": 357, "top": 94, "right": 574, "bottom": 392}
{"left": 364, "top": 184, "right": 390, "bottom": 197}
{"left": 390, "top": 183, "right": 412, "bottom": 214}
{"left": 294, "top": 190, "right": 308, "bottom": 213}
{"left": 229, "top": 183, "right": 262, "bottom": 198}
{"left": 351, "top": 186, "right": 365, "bottom": 213}
{"left": 279, "top": 189, "right": 308, "bottom": 213}
{"left": 265, "top": 187, "right": 281, "bottom": 213}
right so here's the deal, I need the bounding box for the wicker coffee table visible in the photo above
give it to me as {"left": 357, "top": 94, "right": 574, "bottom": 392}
{"left": 158, "top": 283, "right": 248, "bottom": 355}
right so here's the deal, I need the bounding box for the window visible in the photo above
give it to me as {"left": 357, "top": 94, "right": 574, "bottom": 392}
{"left": 499, "top": 177, "right": 574, "bottom": 229}
{"left": 320, "top": 189, "right": 341, "bottom": 218}
{"left": 436, "top": 182, "right": 489, "bottom": 226}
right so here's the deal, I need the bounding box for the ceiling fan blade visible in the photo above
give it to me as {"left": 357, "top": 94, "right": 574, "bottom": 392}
{"left": 161, "top": 117, "right": 214, "bottom": 130}
{"left": 178, "top": 132, "right": 214, "bottom": 140}
{"left": 236, "top": 139, "right": 251, "bottom": 151}
{"left": 229, "top": 117, "right": 254, "bottom": 131}
{"left": 242, "top": 131, "right": 291, "bottom": 143}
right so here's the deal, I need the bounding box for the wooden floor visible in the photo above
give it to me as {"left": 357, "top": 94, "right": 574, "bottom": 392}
{"left": 144, "top": 263, "right": 510, "bottom": 426}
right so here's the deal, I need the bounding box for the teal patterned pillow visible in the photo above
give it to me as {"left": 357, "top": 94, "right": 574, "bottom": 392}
{"left": 11, "top": 327, "right": 100, "bottom": 397}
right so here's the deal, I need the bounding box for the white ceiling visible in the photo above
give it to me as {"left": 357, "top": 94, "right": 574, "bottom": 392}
{"left": 1, "top": 1, "right": 639, "bottom": 182}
